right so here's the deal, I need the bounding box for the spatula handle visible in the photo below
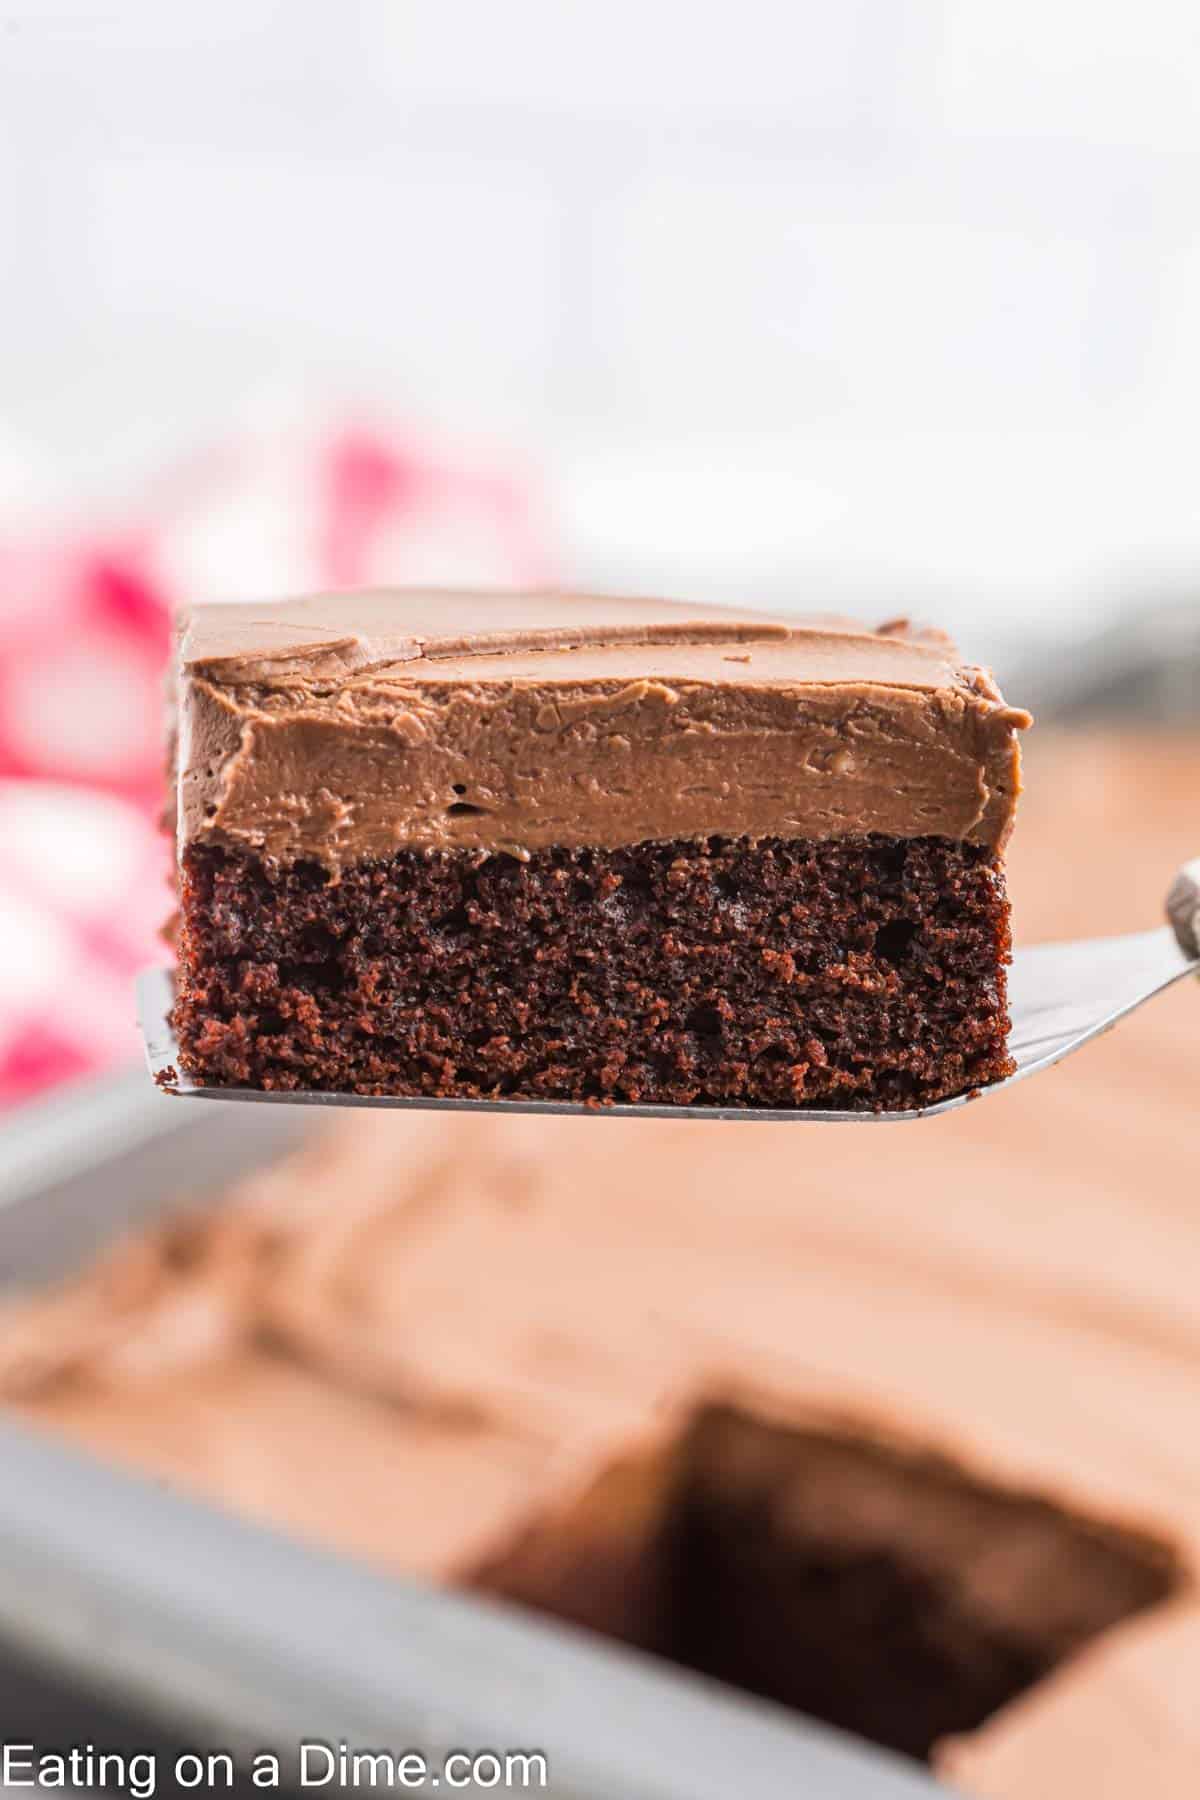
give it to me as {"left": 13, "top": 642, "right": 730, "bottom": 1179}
{"left": 1167, "top": 859, "right": 1200, "bottom": 958}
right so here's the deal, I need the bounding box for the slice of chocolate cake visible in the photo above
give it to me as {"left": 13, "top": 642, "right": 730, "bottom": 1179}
{"left": 169, "top": 590, "right": 1029, "bottom": 1109}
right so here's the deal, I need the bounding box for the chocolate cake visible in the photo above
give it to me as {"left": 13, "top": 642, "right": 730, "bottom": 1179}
{"left": 169, "top": 591, "right": 1029, "bottom": 1109}
{"left": 660, "top": 1408, "right": 1174, "bottom": 1761}
{"left": 474, "top": 1403, "right": 1178, "bottom": 1763}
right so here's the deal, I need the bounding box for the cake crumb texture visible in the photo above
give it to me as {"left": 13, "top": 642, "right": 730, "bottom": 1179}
{"left": 172, "top": 832, "right": 1014, "bottom": 1109}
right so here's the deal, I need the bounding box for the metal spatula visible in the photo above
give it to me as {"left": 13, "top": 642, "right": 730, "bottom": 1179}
{"left": 137, "top": 860, "right": 1199, "bottom": 1124}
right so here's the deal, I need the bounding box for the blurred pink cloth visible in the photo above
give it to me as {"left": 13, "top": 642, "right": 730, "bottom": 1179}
{"left": 0, "top": 430, "right": 552, "bottom": 1109}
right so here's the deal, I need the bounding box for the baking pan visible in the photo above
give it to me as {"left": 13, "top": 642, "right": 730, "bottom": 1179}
{"left": 0, "top": 1071, "right": 944, "bottom": 1798}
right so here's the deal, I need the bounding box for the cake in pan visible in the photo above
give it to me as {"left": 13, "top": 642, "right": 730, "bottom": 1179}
{"left": 2, "top": 731, "right": 1199, "bottom": 1795}
{"left": 168, "top": 589, "right": 1029, "bottom": 1109}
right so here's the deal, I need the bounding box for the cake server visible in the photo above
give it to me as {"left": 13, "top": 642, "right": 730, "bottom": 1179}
{"left": 137, "top": 858, "right": 1199, "bottom": 1124}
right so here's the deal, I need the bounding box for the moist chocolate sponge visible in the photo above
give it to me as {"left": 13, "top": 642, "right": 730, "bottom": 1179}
{"left": 172, "top": 832, "right": 1015, "bottom": 1110}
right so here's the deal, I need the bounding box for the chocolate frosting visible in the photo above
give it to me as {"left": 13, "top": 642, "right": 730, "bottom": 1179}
{"left": 176, "top": 591, "right": 1029, "bottom": 867}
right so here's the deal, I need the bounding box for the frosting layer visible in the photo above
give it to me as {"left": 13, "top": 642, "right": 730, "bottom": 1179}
{"left": 176, "top": 590, "right": 1029, "bottom": 866}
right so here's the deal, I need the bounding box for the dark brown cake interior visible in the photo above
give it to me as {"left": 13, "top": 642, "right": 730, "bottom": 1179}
{"left": 472, "top": 1403, "right": 1182, "bottom": 1763}
{"left": 173, "top": 832, "right": 1014, "bottom": 1109}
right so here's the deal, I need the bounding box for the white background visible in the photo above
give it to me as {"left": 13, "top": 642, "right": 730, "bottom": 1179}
{"left": 3, "top": 0, "right": 1200, "bottom": 656}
